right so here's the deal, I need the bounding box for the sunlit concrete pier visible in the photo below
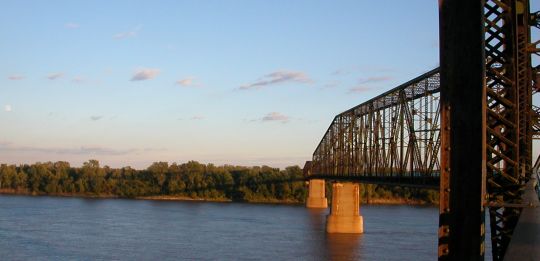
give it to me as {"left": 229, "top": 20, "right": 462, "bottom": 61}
{"left": 326, "top": 182, "right": 363, "bottom": 234}
{"left": 306, "top": 179, "right": 328, "bottom": 208}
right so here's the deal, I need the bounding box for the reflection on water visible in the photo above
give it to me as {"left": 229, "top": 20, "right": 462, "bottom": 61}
{"left": 306, "top": 208, "right": 327, "bottom": 228}
{"left": 0, "top": 195, "right": 441, "bottom": 260}
{"left": 306, "top": 208, "right": 363, "bottom": 260}
{"left": 326, "top": 234, "right": 363, "bottom": 260}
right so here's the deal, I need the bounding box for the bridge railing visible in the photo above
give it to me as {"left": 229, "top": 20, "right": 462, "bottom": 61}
{"left": 309, "top": 68, "right": 441, "bottom": 187}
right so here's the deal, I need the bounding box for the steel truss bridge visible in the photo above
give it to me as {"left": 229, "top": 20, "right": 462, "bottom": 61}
{"left": 310, "top": 68, "right": 441, "bottom": 189}
{"left": 305, "top": 0, "right": 540, "bottom": 260}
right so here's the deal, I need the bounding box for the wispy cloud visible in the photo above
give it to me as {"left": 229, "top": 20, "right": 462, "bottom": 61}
{"left": 4, "top": 105, "right": 12, "bottom": 112}
{"left": 0, "top": 142, "right": 137, "bottom": 156}
{"left": 348, "top": 86, "right": 372, "bottom": 93}
{"left": 191, "top": 115, "right": 205, "bottom": 120}
{"left": 176, "top": 77, "right": 201, "bottom": 87}
{"left": 239, "top": 71, "right": 312, "bottom": 90}
{"left": 90, "top": 115, "right": 103, "bottom": 121}
{"left": 65, "top": 23, "right": 80, "bottom": 29}
{"left": 47, "top": 72, "right": 64, "bottom": 80}
{"left": 346, "top": 75, "right": 392, "bottom": 93}
{"left": 359, "top": 66, "right": 395, "bottom": 73}
{"left": 131, "top": 68, "right": 160, "bottom": 81}
{"left": 322, "top": 82, "right": 340, "bottom": 89}
{"left": 8, "top": 75, "right": 24, "bottom": 80}
{"left": 332, "top": 69, "right": 350, "bottom": 76}
{"left": 114, "top": 26, "right": 141, "bottom": 39}
{"left": 262, "top": 112, "right": 289, "bottom": 123}
{"left": 72, "top": 76, "right": 85, "bottom": 83}
{"left": 358, "top": 76, "right": 393, "bottom": 84}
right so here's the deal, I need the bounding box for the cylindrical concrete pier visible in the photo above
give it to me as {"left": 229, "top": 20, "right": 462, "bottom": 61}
{"left": 306, "top": 179, "right": 328, "bottom": 208}
{"left": 326, "top": 182, "right": 363, "bottom": 233}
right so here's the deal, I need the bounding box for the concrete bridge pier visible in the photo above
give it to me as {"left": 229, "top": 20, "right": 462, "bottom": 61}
{"left": 326, "top": 182, "right": 363, "bottom": 233}
{"left": 306, "top": 179, "right": 328, "bottom": 208}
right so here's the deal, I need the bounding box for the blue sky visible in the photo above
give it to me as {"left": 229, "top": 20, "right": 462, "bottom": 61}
{"left": 2, "top": 0, "right": 524, "bottom": 169}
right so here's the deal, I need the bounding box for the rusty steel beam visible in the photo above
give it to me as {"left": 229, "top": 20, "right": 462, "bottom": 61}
{"left": 307, "top": 1, "right": 536, "bottom": 259}
{"left": 438, "top": 1, "right": 487, "bottom": 260}
{"left": 484, "top": 1, "right": 533, "bottom": 259}
{"left": 309, "top": 69, "right": 441, "bottom": 188}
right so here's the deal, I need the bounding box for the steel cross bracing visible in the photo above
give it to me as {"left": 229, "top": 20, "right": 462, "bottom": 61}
{"left": 484, "top": 0, "right": 535, "bottom": 259}
{"left": 309, "top": 68, "right": 441, "bottom": 189}
{"left": 307, "top": 0, "right": 539, "bottom": 259}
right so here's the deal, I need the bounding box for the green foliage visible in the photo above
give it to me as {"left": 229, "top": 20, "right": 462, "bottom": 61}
{"left": 0, "top": 160, "right": 307, "bottom": 203}
{"left": 360, "top": 184, "right": 439, "bottom": 204}
{"left": 0, "top": 160, "right": 438, "bottom": 204}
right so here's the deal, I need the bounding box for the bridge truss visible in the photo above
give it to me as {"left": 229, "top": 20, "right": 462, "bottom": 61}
{"left": 310, "top": 69, "right": 441, "bottom": 189}
{"left": 308, "top": 1, "right": 540, "bottom": 259}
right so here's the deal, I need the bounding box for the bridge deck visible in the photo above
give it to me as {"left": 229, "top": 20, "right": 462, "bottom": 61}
{"left": 308, "top": 68, "right": 441, "bottom": 187}
{"left": 307, "top": 174, "right": 439, "bottom": 189}
{"left": 503, "top": 174, "right": 540, "bottom": 260}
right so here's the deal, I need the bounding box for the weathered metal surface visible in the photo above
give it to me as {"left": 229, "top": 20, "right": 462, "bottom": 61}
{"left": 438, "top": 1, "right": 487, "bottom": 260}
{"left": 306, "top": 0, "right": 537, "bottom": 259}
{"left": 484, "top": 1, "right": 533, "bottom": 259}
{"left": 303, "top": 161, "right": 312, "bottom": 177}
{"left": 503, "top": 164, "right": 540, "bottom": 260}
{"left": 310, "top": 69, "right": 441, "bottom": 188}
{"left": 306, "top": 175, "right": 439, "bottom": 189}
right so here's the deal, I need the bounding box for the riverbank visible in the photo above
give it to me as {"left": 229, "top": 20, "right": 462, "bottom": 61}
{"left": 0, "top": 189, "right": 436, "bottom": 206}
{"left": 364, "top": 198, "right": 436, "bottom": 205}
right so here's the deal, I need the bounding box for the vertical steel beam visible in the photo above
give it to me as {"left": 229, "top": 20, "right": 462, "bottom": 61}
{"left": 484, "top": 1, "right": 531, "bottom": 259}
{"left": 438, "top": 0, "right": 487, "bottom": 260}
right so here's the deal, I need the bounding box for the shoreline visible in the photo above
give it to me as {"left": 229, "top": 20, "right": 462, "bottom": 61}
{"left": 0, "top": 189, "right": 436, "bottom": 206}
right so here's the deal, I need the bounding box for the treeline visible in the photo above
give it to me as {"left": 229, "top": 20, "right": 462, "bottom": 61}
{"left": 361, "top": 183, "right": 439, "bottom": 205}
{"left": 0, "top": 160, "right": 306, "bottom": 202}
{"left": 0, "top": 160, "right": 438, "bottom": 204}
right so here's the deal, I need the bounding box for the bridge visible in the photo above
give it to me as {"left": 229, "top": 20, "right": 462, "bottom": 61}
{"left": 302, "top": 1, "right": 540, "bottom": 260}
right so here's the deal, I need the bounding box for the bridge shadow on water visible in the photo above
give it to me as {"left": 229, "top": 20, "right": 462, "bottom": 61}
{"left": 306, "top": 208, "right": 364, "bottom": 260}
{"left": 325, "top": 234, "right": 363, "bottom": 260}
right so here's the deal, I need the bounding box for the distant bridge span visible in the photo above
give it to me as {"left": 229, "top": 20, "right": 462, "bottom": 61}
{"left": 303, "top": 1, "right": 540, "bottom": 259}
{"left": 306, "top": 68, "right": 441, "bottom": 189}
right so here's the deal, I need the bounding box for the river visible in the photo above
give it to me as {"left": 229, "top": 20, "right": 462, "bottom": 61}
{"left": 0, "top": 195, "right": 487, "bottom": 260}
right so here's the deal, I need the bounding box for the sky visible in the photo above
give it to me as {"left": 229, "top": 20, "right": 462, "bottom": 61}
{"left": 1, "top": 1, "right": 536, "bottom": 169}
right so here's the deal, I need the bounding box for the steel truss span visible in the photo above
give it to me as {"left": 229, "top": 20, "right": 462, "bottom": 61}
{"left": 484, "top": 0, "right": 534, "bottom": 259}
{"left": 309, "top": 68, "right": 441, "bottom": 188}
{"left": 307, "top": 0, "right": 538, "bottom": 260}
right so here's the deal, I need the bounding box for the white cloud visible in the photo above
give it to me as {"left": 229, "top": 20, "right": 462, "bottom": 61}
{"left": 240, "top": 70, "right": 312, "bottom": 90}
{"left": 65, "top": 23, "right": 80, "bottom": 29}
{"left": 348, "top": 86, "right": 372, "bottom": 93}
{"left": 332, "top": 69, "right": 350, "bottom": 76}
{"left": 322, "top": 82, "right": 340, "bottom": 89}
{"left": 4, "top": 105, "right": 12, "bottom": 112}
{"left": 358, "top": 76, "right": 393, "bottom": 84}
{"left": 114, "top": 26, "right": 141, "bottom": 39}
{"left": 0, "top": 142, "right": 137, "bottom": 156}
{"left": 8, "top": 75, "right": 24, "bottom": 80}
{"left": 90, "top": 115, "right": 103, "bottom": 121}
{"left": 72, "top": 76, "right": 85, "bottom": 83}
{"left": 47, "top": 72, "right": 64, "bottom": 80}
{"left": 131, "top": 68, "right": 160, "bottom": 81}
{"left": 262, "top": 112, "right": 289, "bottom": 123}
{"left": 191, "top": 115, "right": 205, "bottom": 120}
{"left": 176, "top": 77, "right": 200, "bottom": 87}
